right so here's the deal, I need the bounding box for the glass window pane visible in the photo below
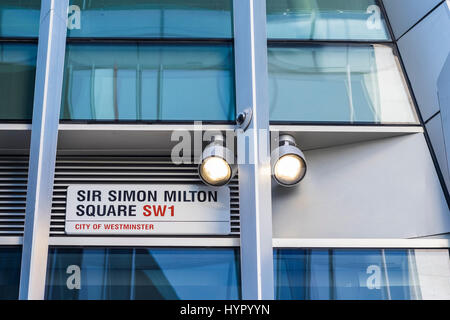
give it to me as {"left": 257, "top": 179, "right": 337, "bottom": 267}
{"left": 0, "top": 43, "right": 37, "bottom": 120}
{"left": 68, "top": 0, "right": 232, "bottom": 38}
{"left": 268, "top": 45, "right": 418, "bottom": 124}
{"left": 0, "top": 247, "right": 22, "bottom": 300}
{"left": 60, "top": 44, "right": 235, "bottom": 122}
{"left": 274, "top": 249, "right": 450, "bottom": 300}
{"left": 45, "top": 247, "right": 241, "bottom": 300}
{"left": 274, "top": 249, "right": 332, "bottom": 300}
{"left": 384, "top": 250, "right": 419, "bottom": 300}
{"left": 267, "top": 0, "right": 390, "bottom": 40}
{"left": 274, "top": 249, "right": 309, "bottom": 299}
{"left": 332, "top": 249, "right": 388, "bottom": 300}
{"left": 117, "top": 69, "right": 138, "bottom": 120}
{"left": 0, "top": 0, "right": 40, "bottom": 37}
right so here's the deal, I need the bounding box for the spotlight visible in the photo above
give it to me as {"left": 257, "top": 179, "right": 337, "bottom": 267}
{"left": 199, "top": 135, "right": 236, "bottom": 187}
{"left": 271, "top": 134, "right": 307, "bottom": 187}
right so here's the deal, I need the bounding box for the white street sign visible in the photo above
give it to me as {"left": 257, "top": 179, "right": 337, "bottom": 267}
{"left": 65, "top": 184, "right": 231, "bottom": 235}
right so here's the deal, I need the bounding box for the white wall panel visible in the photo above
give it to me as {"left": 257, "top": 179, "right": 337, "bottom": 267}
{"left": 414, "top": 249, "right": 450, "bottom": 299}
{"left": 397, "top": 3, "right": 450, "bottom": 121}
{"left": 272, "top": 133, "right": 450, "bottom": 238}
{"left": 382, "top": 0, "right": 442, "bottom": 39}
{"left": 438, "top": 54, "right": 450, "bottom": 194}
{"left": 426, "top": 113, "right": 450, "bottom": 189}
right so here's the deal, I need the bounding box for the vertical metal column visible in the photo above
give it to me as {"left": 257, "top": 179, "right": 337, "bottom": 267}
{"left": 233, "top": 0, "right": 274, "bottom": 299}
{"left": 19, "top": 0, "right": 68, "bottom": 300}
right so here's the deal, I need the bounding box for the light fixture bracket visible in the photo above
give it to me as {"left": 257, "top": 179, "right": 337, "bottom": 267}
{"left": 198, "top": 134, "right": 237, "bottom": 187}
{"left": 271, "top": 134, "right": 307, "bottom": 187}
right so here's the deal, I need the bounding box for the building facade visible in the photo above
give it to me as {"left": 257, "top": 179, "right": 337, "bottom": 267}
{"left": 0, "top": 0, "right": 449, "bottom": 300}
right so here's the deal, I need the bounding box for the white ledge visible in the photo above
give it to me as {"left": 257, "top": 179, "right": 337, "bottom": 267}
{"left": 48, "top": 236, "right": 240, "bottom": 247}
{"left": 273, "top": 238, "right": 450, "bottom": 249}
{"left": 270, "top": 125, "right": 423, "bottom": 133}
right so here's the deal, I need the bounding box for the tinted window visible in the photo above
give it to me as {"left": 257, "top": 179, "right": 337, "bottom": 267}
{"left": 0, "top": 247, "right": 22, "bottom": 300}
{"left": 268, "top": 45, "right": 417, "bottom": 124}
{"left": 46, "top": 247, "right": 241, "bottom": 300}
{"left": 267, "top": 0, "right": 390, "bottom": 40}
{"left": 274, "top": 249, "right": 446, "bottom": 300}
{"left": 68, "top": 0, "right": 232, "bottom": 38}
{"left": 0, "top": 0, "right": 41, "bottom": 37}
{"left": 0, "top": 43, "right": 37, "bottom": 120}
{"left": 61, "top": 43, "right": 235, "bottom": 122}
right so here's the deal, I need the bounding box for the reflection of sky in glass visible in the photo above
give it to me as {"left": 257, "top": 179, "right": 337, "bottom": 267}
{"left": 67, "top": 0, "right": 232, "bottom": 38}
{"left": 0, "top": 43, "right": 37, "bottom": 120}
{"left": 266, "top": 0, "right": 390, "bottom": 40}
{"left": 141, "top": 249, "right": 240, "bottom": 300}
{"left": 274, "top": 249, "right": 424, "bottom": 300}
{"left": 269, "top": 45, "right": 418, "bottom": 124}
{"left": 61, "top": 44, "right": 235, "bottom": 122}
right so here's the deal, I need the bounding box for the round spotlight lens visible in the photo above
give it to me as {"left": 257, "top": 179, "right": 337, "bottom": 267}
{"left": 274, "top": 154, "right": 306, "bottom": 186}
{"left": 199, "top": 156, "right": 232, "bottom": 186}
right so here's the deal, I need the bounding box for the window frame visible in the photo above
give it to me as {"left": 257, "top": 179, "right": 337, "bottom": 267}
{"left": 267, "top": 41, "right": 419, "bottom": 126}
{"left": 44, "top": 244, "right": 242, "bottom": 300}
{"left": 265, "top": 0, "right": 422, "bottom": 126}
{"left": 60, "top": 37, "right": 236, "bottom": 124}
{"left": 266, "top": 0, "right": 392, "bottom": 42}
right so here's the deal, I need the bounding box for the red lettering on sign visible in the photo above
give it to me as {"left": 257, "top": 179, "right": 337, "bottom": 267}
{"left": 152, "top": 205, "right": 166, "bottom": 216}
{"left": 142, "top": 205, "right": 175, "bottom": 217}
{"left": 143, "top": 205, "right": 152, "bottom": 216}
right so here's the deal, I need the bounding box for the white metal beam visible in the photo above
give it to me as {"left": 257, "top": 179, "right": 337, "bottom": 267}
{"left": 273, "top": 238, "right": 450, "bottom": 249}
{"left": 233, "top": 0, "right": 274, "bottom": 300}
{"left": 49, "top": 237, "right": 240, "bottom": 247}
{"left": 19, "top": 0, "right": 69, "bottom": 300}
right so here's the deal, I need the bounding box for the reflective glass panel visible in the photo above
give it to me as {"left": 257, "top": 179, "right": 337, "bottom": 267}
{"left": 0, "top": 0, "right": 40, "bottom": 37}
{"left": 267, "top": 0, "right": 390, "bottom": 40}
{"left": 45, "top": 247, "right": 241, "bottom": 300}
{"left": 60, "top": 44, "right": 235, "bottom": 122}
{"left": 269, "top": 44, "right": 417, "bottom": 124}
{"left": 67, "top": 0, "right": 232, "bottom": 38}
{"left": 0, "top": 247, "right": 21, "bottom": 300}
{"left": 275, "top": 249, "right": 450, "bottom": 300}
{"left": 0, "top": 43, "right": 37, "bottom": 120}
